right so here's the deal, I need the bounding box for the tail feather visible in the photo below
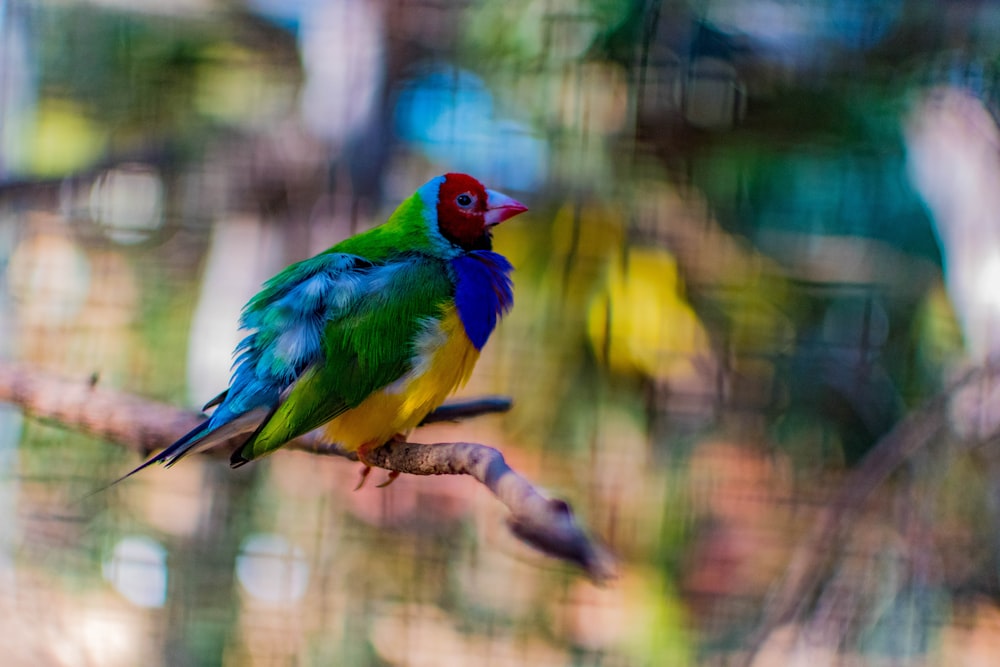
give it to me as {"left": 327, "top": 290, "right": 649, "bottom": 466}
{"left": 119, "top": 419, "right": 214, "bottom": 481}
{"left": 90, "top": 420, "right": 213, "bottom": 495}
{"left": 95, "top": 407, "right": 270, "bottom": 493}
{"left": 202, "top": 390, "right": 228, "bottom": 411}
{"left": 229, "top": 404, "right": 281, "bottom": 468}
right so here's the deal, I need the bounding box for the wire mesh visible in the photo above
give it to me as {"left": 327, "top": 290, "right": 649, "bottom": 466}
{"left": 3, "top": 0, "right": 1000, "bottom": 665}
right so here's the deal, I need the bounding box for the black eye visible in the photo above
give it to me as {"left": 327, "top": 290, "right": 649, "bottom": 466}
{"left": 456, "top": 193, "right": 473, "bottom": 207}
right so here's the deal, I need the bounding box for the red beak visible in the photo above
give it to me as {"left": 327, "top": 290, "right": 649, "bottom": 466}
{"left": 484, "top": 189, "right": 528, "bottom": 226}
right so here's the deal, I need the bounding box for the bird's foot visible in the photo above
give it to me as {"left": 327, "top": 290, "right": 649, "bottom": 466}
{"left": 354, "top": 464, "right": 373, "bottom": 491}
{"left": 375, "top": 470, "right": 401, "bottom": 488}
{"left": 353, "top": 437, "right": 405, "bottom": 490}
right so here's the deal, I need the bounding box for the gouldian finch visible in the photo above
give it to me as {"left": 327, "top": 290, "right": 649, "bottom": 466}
{"left": 124, "top": 173, "right": 527, "bottom": 479}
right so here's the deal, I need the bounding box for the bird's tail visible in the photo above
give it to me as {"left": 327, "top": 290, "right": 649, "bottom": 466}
{"left": 125, "top": 420, "right": 215, "bottom": 478}
{"left": 95, "top": 408, "right": 269, "bottom": 493}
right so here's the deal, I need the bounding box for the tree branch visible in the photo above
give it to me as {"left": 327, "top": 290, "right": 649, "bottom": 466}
{"left": 0, "top": 360, "right": 617, "bottom": 583}
{"left": 745, "top": 360, "right": 1000, "bottom": 664}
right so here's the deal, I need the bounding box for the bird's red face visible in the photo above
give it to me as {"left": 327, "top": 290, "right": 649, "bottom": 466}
{"left": 436, "top": 173, "right": 528, "bottom": 250}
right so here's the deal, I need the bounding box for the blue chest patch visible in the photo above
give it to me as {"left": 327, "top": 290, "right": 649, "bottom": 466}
{"left": 450, "top": 251, "right": 514, "bottom": 350}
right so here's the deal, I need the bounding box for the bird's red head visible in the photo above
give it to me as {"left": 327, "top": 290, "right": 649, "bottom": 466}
{"left": 436, "top": 173, "right": 528, "bottom": 250}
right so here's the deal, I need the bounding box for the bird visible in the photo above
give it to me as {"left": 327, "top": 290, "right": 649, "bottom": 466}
{"left": 121, "top": 173, "right": 527, "bottom": 484}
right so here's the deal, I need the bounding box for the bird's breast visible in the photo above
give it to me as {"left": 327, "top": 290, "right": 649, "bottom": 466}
{"left": 322, "top": 303, "right": 480, "bottom": 450}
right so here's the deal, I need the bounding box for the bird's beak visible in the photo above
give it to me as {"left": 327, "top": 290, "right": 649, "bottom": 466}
{"left": 484, "top": 189, "right": 528, "bottom": 226}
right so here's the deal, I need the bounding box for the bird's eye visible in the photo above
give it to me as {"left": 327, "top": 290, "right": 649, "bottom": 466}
{"left": 456, "top": 193, "right": 474, "bottom": 207}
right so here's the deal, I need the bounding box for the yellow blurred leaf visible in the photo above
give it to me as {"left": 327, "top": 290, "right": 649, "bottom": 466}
{"left": 588, "top": 245, "right": 713, "bottom": 385}
{"left": 28, "top": 100, "right": 107, "bottom": 177}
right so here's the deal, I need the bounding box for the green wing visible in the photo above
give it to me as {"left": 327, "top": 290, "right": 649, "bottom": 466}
{"left": 232, "top": 256, "right": 454, "bottom": 465}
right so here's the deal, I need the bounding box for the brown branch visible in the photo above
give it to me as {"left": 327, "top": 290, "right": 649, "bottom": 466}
{"left": 361, "top": 440, "right": 617, "bottom": 580}
{"left": 0, "top": 360, "right": 618, "bottom": 583}
{"left": 745, "top": 361, "right": 1000, "bottom": 664}
{"left": 418, "top": 396, "right": 513, "bottom": 424}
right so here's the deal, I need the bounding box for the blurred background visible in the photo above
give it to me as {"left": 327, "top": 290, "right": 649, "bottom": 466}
{"left": 4, "top": 0, "right": 1000, "bottom": 664}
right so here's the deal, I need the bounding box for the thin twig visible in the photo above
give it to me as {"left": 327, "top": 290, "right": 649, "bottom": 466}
{"left": 745, "top": 362, "right": 1000, "bottom": 663}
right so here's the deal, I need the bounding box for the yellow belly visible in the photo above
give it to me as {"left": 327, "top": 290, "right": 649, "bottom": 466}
{"left": 323, "top": 304, "right": 480, "bottom": 451}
